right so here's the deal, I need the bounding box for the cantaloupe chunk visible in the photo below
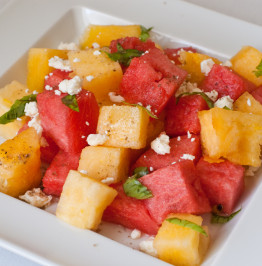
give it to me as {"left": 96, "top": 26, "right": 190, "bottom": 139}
{"left": 179, "top": 51, "right": 221, "bottom": 84}
{"left": 154, "top": 214, "right": 209, "bottom": 266}
{"left": 78, "top": 146, "right": 130, "bottom": 183}
{"left": 56, "top": 170, "right": 117, "bottom": 230}
{"left": 97, "top": 105, "right": 149, "bottom": 149}
{"left": 68, "top": 49, "right": 123, "bottom": 105}
{"left": 199, "top": 107, "right": 262, "bottom": 166}
{"left": 0, "top": 81, "right": 30, "bottom": 139}
{"left": 231, "top": 46, "right": 262, "bottom": 86}
{"left": 0, "top": 128, "right": 41, "bottom": 198}
{"left": 27, "top": 48, "right": 68, "bottom": 92}
{"left": 233, "top": 91, "right": 262, "bottom": 115}
{"left": 80, "top": 25, "right": 141, "bottom": 49}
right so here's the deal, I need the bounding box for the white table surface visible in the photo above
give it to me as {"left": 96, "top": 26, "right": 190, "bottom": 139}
{"left": 0, "top": 0, "right": 261, "bottom": 265}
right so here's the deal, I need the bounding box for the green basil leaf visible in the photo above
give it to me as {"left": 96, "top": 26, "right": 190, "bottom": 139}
{"left": 0, "top": 94, "right": 37, "bottom": 124}
{"left": 253, "top": 59, "right": 262, "bottom": 78}
{"left": 133, "top": 167, "right": 149, "bottom": 178}
{"left": 139, "top": 25, "right": 153, "bottom": 42}
{"left": 61, "top": 95, "right": 79, "bottom": 112}
{"left": 176, "top": 92, "right": 214, "bottom": 109}
{"left": 166, "top": 217, "right": 208, "bottom": 237}
{"left": 123, "top": 176, "right": 153, "bottom": 199}
{"left": 211, "top": 208, "right": 241, "bottom": 224}
{"left": 122, "top": 101, "right": 158, "bottom": 119}
{"left": 105, "top": 43, "right": 143, "bottom": 66}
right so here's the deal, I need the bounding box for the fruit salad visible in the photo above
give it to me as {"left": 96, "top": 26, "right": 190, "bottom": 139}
{"left": 1, "top": 24, "right": 262, "bottom": 266}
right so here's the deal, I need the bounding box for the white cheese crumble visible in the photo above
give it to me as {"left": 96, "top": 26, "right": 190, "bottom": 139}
{"left": 200, "top": 59, "right": 215, "bottom": 76}
{"left": 177, "top": 136, "right": 181, "bottom": 141}
{"left": 28, "top": 114, "right": 43, "bottom": 135}
{"left": 151, "top": 133, "right": 170, "bottom": 155}
{"left": 73, "top": 58, "right": 80, "bottom": 63}
{"left": 93, "top": 50, "right": 101, "bottom": 56}
{"left": 139, "top": 237, "right": 157, "bottom": 257}
{"left": 58, "top": 76, "right": 82, "bottom": 95}
{"left": 247, "top": 98, "right": 251, "bottom": 106}
{"left": 149, "top": 167, "right": 154, "bottom": 172}
{"left": 17, "top": 118, "right": 22, "bottom": 121}
{"left": 175, "top": 81, "right": 201, "bottom": 97}
{"left": 191, "top": 138, "right": 195, "bottom": 142}
{"left": 87, "top": 134, "right": 108, "bottom": 146}
{"left": 222, "top": 60, "right": 232, "bottom": 67}
{"left": 214, "top": 96, "right": 234, "bottom": 109}
{"left": 86, "top": 75, "right": 94, "bottom": 82}
{"left": 33, "top": 90, "right": 38, "bottom": 95}
{"left": 245, "top": 166, "right": 260, "bottom": 177}
{"left": 101, "top": 177, "right": 115, "bottom": 185}
{"left": 48, "top": 56, "right": 72, "bottom": 72}
{"left": 205, "top": 90, "right": 218, "bottom": 102}
{"left": 181, "top": 154, "right": 195, "bottom": 161}
{"left": 86, "top": 121, "right": 90, "bottom": 126}
{"left": 54, "top": 90, "right": 61, "bottom": 96}
{"left": 58, "top": 42, "right": 79, "bottom": 50}
{"left": 45, "top": 85, "right": 53, "bottom": 91}
{"left": 146, "top": 105, "right": 152, "bottom": 112}
{"left": 92, "top": 42, "right": 100, "bottom": 48}
{"left": 108, "top": 92, "right": 125, "bottom": 103}
{"left": 19, "top": 188, "right": 52, "bottom": 208}
{"left": 25, "top": 88, "right": 30, "bottom": 93}
{"left": 187, "top": 131, "right": 191, "bottom": 139}
{"left": 130, "top": 229, "right": 141, "bottom": 240}
{"left": 79, "top": 170, "right": 88, "bottom": 175}
{"left": 24, "top": 102, "right": 39, "bottom": 118}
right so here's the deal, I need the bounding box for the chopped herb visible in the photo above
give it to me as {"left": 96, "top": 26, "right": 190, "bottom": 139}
{"left": 61, "top": 95, "right": 79, "bottom": 112}
{"left": 166, "top": 217, "right": 208, "bottom": 237}
{"left": 176, "top": 92, "right": 214, "bottom": 108}
{"left": 253, "top": 59, "right": 262, "bottom": 77}
{"left": 123, "top": 101, "right": 158, "bottom": 119}
{"left": 211, "top": 208, "right": 241, "bottom": 224}
{"left": 0, "top": 94, "right": 37, "bottom": 124}
{"left": 105, "top": 43, "right": 143, "bottom": 66}
{"left": 123, "top": 167, "right": 152, "bottom": 199}
{"left": 139, "top": 25, "right": 153, "bottom": 42}
{"left": 223, "top": 106, "right": 231, "bottom": 110}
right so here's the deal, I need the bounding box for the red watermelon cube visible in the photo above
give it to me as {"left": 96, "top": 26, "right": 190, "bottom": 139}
{"left": 132, "top": 134, "right": 201, "bottom": 173}
{"left": 37, "top": 90, "right": 99, "bottom": 153}
{"left": 43, "top": 150, "right": 80, "bottom": 197}
{"left": 165, "top": 95, "right": 209, "bottom": 136}
{"left": 251, "top": 85, "right": 262, "bottom": 105}
{"left": 119, "top": 47, "right": 187, "bottom": 115}
{"left": 44, "top": 69, "right": 72, "bottom": 90}
{"left": 103, "top": 183, "right": 160, "bottom": 235}
{"left": 201, "top": 64, "right": 256, "bottom": 100}
{"left": 196, "top": 158, "right": 245, "bottom": 214}
{"left": 140, "top": 161, "right": 211, "bottom": 224}
{"left": 164, "top": 47, "right": 197, "bottom": 65}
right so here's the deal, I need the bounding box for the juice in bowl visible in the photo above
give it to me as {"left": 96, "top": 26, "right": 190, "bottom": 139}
{"left": 1, "top": 5, "right": 262, "bottom": 266}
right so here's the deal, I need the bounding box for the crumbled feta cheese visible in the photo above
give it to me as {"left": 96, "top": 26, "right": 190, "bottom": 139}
{"left": 54, "top": 90, "right": 61, "bottom": 96}
{"left": 245, "top": 166, "right": 260, "bottom": 177}
{"left": 19, "top": 188, "right": 52, "bottom": 208}
{"left": 146, "top": 105, "right": 152, "bottom": 112}
{"left": 93, "top": 50, "right": 101, "bottom": 56}
{"left": 191, "top": 138, "right": 195, "bottom": 142}
{"left": 58, "top": 42, "right": 79, "bottom": 50}
{"left": 86, "top": 121, "right": 89, "bottom": 126}
{"left": 17, "top": 118, "right": 22, "bottom": 121}
{"left": 24, "top": 102, "right": 38, "bottom": 118}
{"left": 50, "top": 72, "right": 53, "bottom": 76}
{"left": 101, "top": 177, "right": 115, "bottom": 185}
{"left": 87, "top": 134, "right": 108, "bottom": 146}
{"left": 181, "top": 154, "right": 195, "bottom": 161}
{"left": 205, "top": 90, "right": 218, "bottom": 102}
{"left": 58, "top": 76, "right": 82, "bottom": 95}
{"left": 73, "top": 58, "right": 80, "bottom": 63}
{"left": 151, "top": 133, "right": 170, "bottom": 155}
{"left": 130, "top": 229, "right": 141, "bottom": 240}
{"left": 25, "top": 88, "right": 30, "bottom": 93}
{"left": 48, "top": 56, "right": 72, "bottom": 71}
{"left": 81, "top": 135, "right": 86, "bottom": 139}
{"left": 149, "top": 167, "right": 154, "bottom": 172}
{"left": 247, "top": 98, "right": 251, "bottom": 106}
{"left": 86, "top": 75, "right": 94, "bottom": 82}
{"left": 222, "top": 60, "right": 232, "bottom": 67}
{"left": 79, "top": 170, "right": 88, "bottom": 175}
{"left": 137, "top": 102, "right": 143, "bottom": 106}
{"left": 177, "top": 136, "right": 181, "bottom": 141}
{"left": 139, "top": 237, "right": 157, "bottom": 257}
{"left": 108, "top": 92, "right": 125, "bottom": 103}
{"left": 45, "top": 85, "right": 53, "bottom": 91}
{"left": 175, "top": 81, "right": 201, "bottom": 97}
{"left": 177, "top": 48, "right": 185, "bottom": 56}
{"left": 33, "top": 90, "right": 38, "bottom": 95}
{"left": 28, "top": 114, "right": 43, "bottom": 135}
{"left": 187, "top": 131, "right": 191, "bottom": 139}
{"left": 92, "top": 42, "right": 100, "bottom": 48}
{"left": 171, "top": 161, "right": 176, "bottom": 164}
{"left": 200, "top": 59, "right": 215, "bottom": 76}
{"left": 214, "top": 96, "right": 234, "bottom": 109}
{"left": 144, "top": 155, "right": 147, "bottom": 158}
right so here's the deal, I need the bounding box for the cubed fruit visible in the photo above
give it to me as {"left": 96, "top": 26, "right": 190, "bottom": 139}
{"left": 78, "top": 146, "right": 130, "bottom": 183}
{"left": 132, "top": 135, "right": 201, "bottom": 173}
{"left": 154, "top": 214, "right": 209, "bottom": 266}
{"left": 42, "top": 150, "right": 80, "bottom": 197}
{"left": 68, "top": 49, "right": 123, "bottom": 105}
{"left": 80, "top": 24, "right": 141, "bottom": 49}
{"left": 179, "top": 51, "right": 221, "bottom": 84}
{"left": 140, "top": 162, "right": 211, "bottom": 224}
{"left": 37, "top": 90, "right": 99, "bottom": 153}
{"left": 231, "top": 46, "right": 262, "bottom": 86}
{"left": 198, "top": 107, "right": 262, "bottom": 167}
{"left": 27, "top": 48, "right": 68, "bottom": 92}
{"left": 56, "top": 170, "right": 117, "bottom": 230}
{"left": 103, "top": 183, "right": 159, "bottom": 235}
{"left": 44, "top": 69, "right": 72, "bottom": 90}
{"left": 196, "top": 158, "right": 244, "bottom": 214}
{"left": 0, "top": 128, "right": 41, "bottom": 198}
{"left": 201, "top": 64, "right": 256, "bottom": 100}
{"left": 0, "top": 81, "right": 30, "bottom": 139}
{"left": 97, "top": 105, "right": 149, "bottom": 149}
{"left": 120, "top": 48, "right": 187, "bottom": 115}
{"left": 165, "top": 95, "right": 209, "bottom": 136}
{"left": 164, "top": 47, "right": 197, "bottom": 65}
{"left": 233, "top": 92, "right": 262, "bottom": 115}
{"left": 251, "top": 85, "right": 262, "bottom": 104}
